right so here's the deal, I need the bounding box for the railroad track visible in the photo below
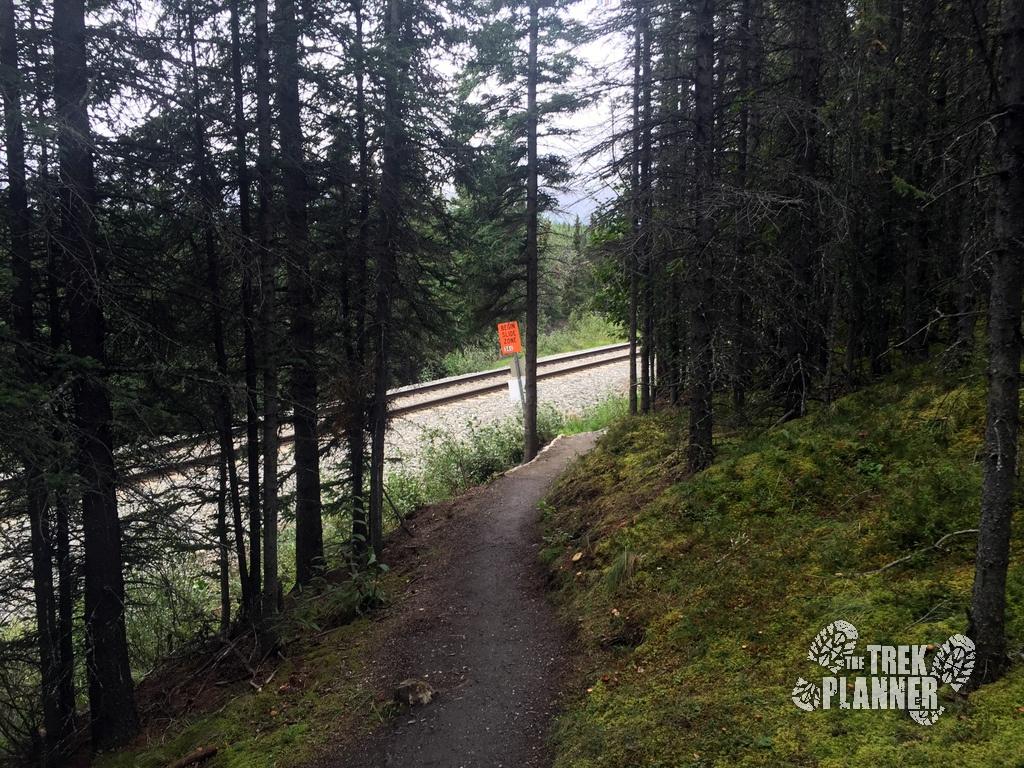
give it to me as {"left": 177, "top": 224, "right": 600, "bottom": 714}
{"left": 385, "top": 342, "right": 629, "bottom": 416}
{"left": 126, "top": 343, "right": 629, "bottom": 481}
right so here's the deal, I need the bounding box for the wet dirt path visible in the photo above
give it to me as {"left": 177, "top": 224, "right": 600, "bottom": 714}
{"left": 308, "top": 432, "right": 598, "bottom": 768}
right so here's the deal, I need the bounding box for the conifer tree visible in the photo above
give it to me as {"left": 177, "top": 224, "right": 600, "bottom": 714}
{"left": 970, "top": 0, "right": 1024, "bottom": 686}
{"left": 53, "top": 0, "right": 139, "bottom": 748}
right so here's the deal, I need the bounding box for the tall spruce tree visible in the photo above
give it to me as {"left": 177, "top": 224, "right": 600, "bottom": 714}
{"left": 459, "top": 0, "right": 584, "bottom": 459}
{"left": 276, "top": 0, "right": 325, "bottom": 587}
{"left": 53, "top": 0, "right": 139, "bottom": 749}
{"left": 970, "top": 0, "right": 1024, "bottom": 686}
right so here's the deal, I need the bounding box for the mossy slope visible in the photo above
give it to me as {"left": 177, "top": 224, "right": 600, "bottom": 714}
{"left": 542, "top": 366, "right": 1024, "bottom": 768}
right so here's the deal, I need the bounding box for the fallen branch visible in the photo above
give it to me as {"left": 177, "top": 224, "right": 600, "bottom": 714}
{"left": 861, "top": 529, "right": 978, "bottom": 576}
{"left": 384, "top": 486, "right": 415, "bottom": 537}
{"left": 220, "top": 635, "right": 257, "bottom": 679}
{"left": 769, "top": 409, "right": 796, "bottom": 431}
{"left": 167, "top": 746, "right": 218, "bottom": 768}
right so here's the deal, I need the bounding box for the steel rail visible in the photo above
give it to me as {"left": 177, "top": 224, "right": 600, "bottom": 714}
{"left": 126, "top": 343, "right": 630, "bottom": 481}
{"left": 389, "top": 346, "right": 629, "bottom": 417}
{"left": 386, "top": 342, "right": 628, "bottom": 400}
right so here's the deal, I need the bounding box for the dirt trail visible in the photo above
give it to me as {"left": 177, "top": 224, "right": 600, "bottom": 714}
{"left": 306, "top": 432, "right": 597, "bottom": 768}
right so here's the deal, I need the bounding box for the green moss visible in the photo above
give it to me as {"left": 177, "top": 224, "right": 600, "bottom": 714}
{"left": 544, "top": 362, "right": 1024, "bottom": 767}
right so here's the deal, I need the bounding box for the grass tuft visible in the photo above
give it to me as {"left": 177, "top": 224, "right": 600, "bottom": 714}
{"left": 605, "top": 545, "right": 639, "bottom": 595}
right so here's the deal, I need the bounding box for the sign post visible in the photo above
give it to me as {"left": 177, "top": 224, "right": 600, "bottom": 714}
{"left": 497, "top": 321, "right": 526, "bottom": 410}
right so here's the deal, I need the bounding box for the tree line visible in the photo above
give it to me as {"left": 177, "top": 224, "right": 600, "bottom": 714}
{"left": 591, "top": 0, "right": 1021, "bottom": 698}
{"left": 0, "top": 0, "right": 584, "bottom": 761}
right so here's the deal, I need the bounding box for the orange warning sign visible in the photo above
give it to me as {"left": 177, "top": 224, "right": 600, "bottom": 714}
{"left": 497, "top": 321, "right": 522, "bottom": 355}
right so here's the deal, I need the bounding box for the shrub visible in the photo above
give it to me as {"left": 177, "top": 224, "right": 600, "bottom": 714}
{"left": 386, "top": 405, "right": 566, "bottom": 516}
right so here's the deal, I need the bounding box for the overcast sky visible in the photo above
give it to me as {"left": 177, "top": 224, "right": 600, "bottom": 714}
{"left": 550, "top": 0, "right": 628, "bottom": 222}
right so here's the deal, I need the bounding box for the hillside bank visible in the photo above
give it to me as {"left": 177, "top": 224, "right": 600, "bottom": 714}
{"left": 540, "top": 365, "right": 1024, "bottom": 767}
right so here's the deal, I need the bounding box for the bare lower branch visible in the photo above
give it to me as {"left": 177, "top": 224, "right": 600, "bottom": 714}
{"left": 861, "top": 529, "right": 978, "bottom": 576}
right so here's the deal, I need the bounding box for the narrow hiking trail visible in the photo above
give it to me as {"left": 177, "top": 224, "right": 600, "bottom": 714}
{"left": 303, "top": 432, "right": 599, "bottom": 768}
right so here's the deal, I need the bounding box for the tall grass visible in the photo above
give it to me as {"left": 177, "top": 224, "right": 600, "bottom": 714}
{"left": 560, "top": 395, "right": 628, "bottom": 435}
{"left": 537, "top": 310, "right": 623, "bottom": 358}
{"left": 386, "top": 406, "right": 564, "bottom": 517}
{"left": 385, "top": 395, "right": 629, "bottom": 520}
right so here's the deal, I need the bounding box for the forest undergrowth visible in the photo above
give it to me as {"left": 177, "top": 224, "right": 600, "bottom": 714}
{"left": 541, "top": 360, "right": 1024, "bottom": 767}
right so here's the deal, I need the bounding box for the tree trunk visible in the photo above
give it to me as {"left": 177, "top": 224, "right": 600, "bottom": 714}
{"left": 369, "top": 0, "right": 405, "bottom": 563}
{"left": 687, "top": 0, "right": 715, "bottom": 472}
{"left": 638, "top": 0, "right": 653, "bottom": 414}
{"left": 731, "top": 0, "right": 761, "bottom": 418}
{"left": 783, "top": 0, "right": 822, "bottom": 419}
{"left": 864, "top": 0, "right": 901, "bottom": 380}
{"left": 53, "top": 0, "right": 139, "bottom": 748}
{"left": 954, "top": 0, "right": 989, "bottom": 361}
{"left": 276, "top": 0, "right": 324, "bottom": 586}
{"left": 217, "top": 453, "right": 231, "bottom": 634}
{"left": 902, "top": 0, "right": 936, "bottom": 361}
{"left": 523, "top": 0, "right": 540, "bottom": 462}
{"left": 53, "top": 492, "right": 75, "bottom": 754}
{"left": 255, "top": 0, "right": 279, "bottom": 641}
{"left": 349, "top": 0, "right": 371, "bottom": 555}
{"left": 229, "top": 0, "right": 261, "bottom": 621}
{"left": 2, "top": 4, "right": 73, "bottom": 760}
{"left": 187, "top": 0, "right": 250, "bottom": 629}
{"left": 969, "top": 0, "right": 1024, "bottom": 687}
{"left": 627, "top": 8, "right": 640, "bottom": 416}
{"left": 41, "top": 111, "right": 78, "bottom": 762}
